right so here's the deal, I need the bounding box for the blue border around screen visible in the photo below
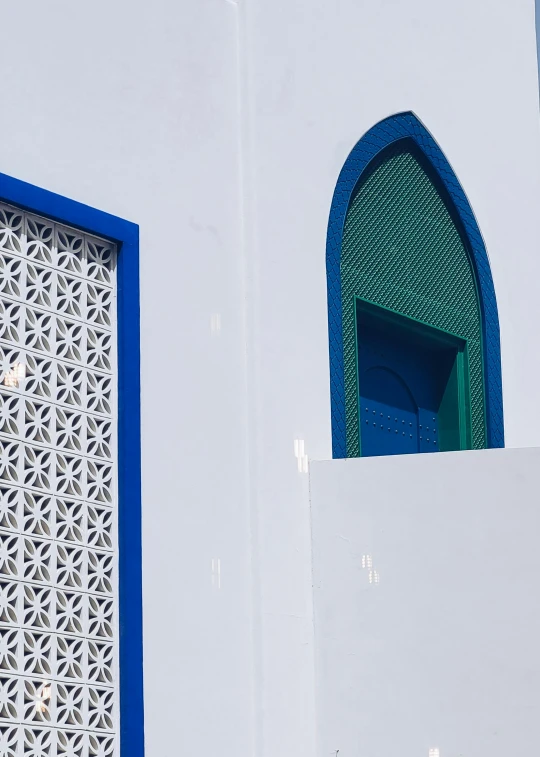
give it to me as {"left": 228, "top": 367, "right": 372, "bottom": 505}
{"left": 326, "top": 111, "right": 505, "bottom": 458}
{"left": 0, "top": 171, "right": 144, "bottom": 756}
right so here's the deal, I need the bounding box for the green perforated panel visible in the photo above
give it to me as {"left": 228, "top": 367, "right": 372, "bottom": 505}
{"left": 342, "top": 143, "right": 485, "bottom": 457}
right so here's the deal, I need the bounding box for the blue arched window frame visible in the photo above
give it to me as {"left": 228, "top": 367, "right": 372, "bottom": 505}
{"left": 326, "top": 111, "right": 504, "bottom": 458}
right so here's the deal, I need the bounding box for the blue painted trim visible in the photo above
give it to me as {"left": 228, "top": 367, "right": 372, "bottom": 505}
{"left": 0, "top": 172, "right": 144, "bottom": 756}
{"left": 326, "top": 112, "right": 504, "bottom": 457}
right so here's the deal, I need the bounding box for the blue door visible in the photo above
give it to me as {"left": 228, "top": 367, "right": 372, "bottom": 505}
{"left": 360, "top": 365, "right": 420, "bottom": 455}
{"left": 358, "top": 316, "right": 456, "bottom": 457}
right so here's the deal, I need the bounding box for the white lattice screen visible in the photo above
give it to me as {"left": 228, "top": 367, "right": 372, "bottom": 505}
{"left": 0, "top": 203, "right": 118, "bottom": 757}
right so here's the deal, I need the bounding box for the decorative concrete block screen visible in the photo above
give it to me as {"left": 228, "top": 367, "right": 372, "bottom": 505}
{"left": 0, "top": 202, "right": 117, "bottom": 756}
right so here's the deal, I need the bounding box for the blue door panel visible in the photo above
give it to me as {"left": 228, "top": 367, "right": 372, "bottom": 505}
{"left": 358, "top": 321, "right": 455, "bottom": 457}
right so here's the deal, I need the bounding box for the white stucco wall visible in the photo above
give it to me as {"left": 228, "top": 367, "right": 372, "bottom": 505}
{"left": 311, "top": 448, "right": 540, "bottom": 757}
{"left": 0, "top": 1, "right": 539, "bottom": 755}
{"left": 0, "top": 2, "right": 254, "bottom": 756}
{"left": 243, "top": 1, "right": 540, "bottom": 755}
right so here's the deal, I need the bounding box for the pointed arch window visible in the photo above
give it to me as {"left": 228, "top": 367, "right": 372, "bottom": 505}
{"left": 326, "top": 113, "right": 503, "bottom": 458}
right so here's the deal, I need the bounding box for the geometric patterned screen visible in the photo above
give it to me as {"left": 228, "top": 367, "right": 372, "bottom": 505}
{"left": 0, "top": 202, "right": 117, "bottom": 757}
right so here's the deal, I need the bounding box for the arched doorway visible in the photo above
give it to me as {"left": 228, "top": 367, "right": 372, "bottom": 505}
{"left": 326, "top": 113, "right": 503, "bottom": 458}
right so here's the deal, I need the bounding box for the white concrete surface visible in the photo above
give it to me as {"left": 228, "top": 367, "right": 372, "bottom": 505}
{"left": 243, "top": 2, "right": 540, "bottom": 754}
{"left": 310, "top": 448, "right": 540, "bottom": 757}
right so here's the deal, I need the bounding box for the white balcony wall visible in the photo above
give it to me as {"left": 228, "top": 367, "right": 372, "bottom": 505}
{"left": 310, "top": 448, "right": 540, "bottom": 757}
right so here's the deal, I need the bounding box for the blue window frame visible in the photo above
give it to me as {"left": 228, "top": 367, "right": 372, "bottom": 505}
{"left": 326, "top": 111, "right": 504, "bottom": 458}
{"left": 0, "top": 170, "right": 144, "bottom": 756}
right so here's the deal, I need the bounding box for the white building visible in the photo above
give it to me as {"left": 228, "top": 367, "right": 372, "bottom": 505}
{"left": 0, "top": 1, "right": 540, "bottom": 755}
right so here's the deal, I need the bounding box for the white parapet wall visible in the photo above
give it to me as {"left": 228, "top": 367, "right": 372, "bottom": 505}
{"left": 310, "top": 448, "right": 540, "bottom": 757}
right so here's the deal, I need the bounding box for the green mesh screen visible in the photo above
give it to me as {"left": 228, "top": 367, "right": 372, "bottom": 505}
{"left": 341, "top": 143, "right": 485, "bottom": 456}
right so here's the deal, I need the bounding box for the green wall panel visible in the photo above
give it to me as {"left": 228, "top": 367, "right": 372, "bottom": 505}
{"left": 341, "top": 143, "right": 485, "bottom": 456}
